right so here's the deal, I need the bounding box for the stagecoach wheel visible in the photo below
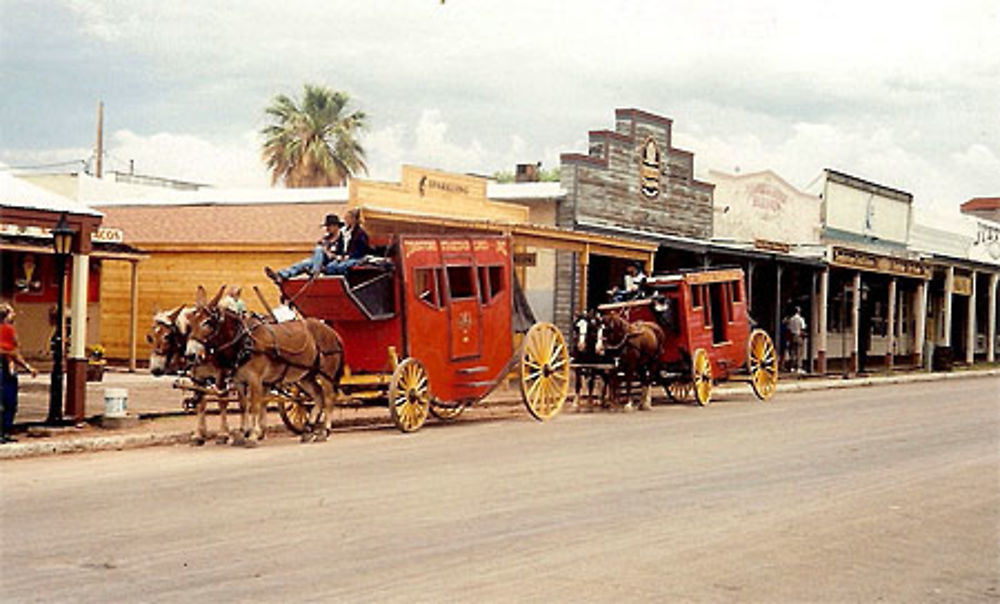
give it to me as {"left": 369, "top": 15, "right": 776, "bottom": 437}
{"left": 747, "top": 329, "right": 779, "bottom": 401}
{"left": 388, "top": 358, "right": 431, "bottom": 433}
{"left": 520, "top": 322, "right": 571, "bottom": 421}
{"left": 430, "top": 400, "right": 466, "bottom": 421}
{"left": 273, "top": 385, "right": 313, "bottom": 435}
{"left": 665, "top": 380, "right": 693, "bottom": 403}
{"left": 692, "top": 348, "right": 713, "bottom": 406}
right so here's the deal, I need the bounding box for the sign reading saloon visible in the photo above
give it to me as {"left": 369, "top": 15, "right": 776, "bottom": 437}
{"left": 831, "top": 247, "right": 931, "bottom": 279}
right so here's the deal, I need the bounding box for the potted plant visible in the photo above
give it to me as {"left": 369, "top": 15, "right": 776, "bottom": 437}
{"left": 86, "top": 344, "right": 106, "bottom": 381}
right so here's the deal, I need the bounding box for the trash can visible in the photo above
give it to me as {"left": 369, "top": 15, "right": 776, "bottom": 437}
{"left": 104, "top": 388, "right": 128, "bottom": 418}
{"left": 932, "top": 346, "right": 953, "bottom": 372}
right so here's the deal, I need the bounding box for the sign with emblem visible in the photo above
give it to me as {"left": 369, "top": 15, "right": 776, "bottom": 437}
{"left": 638, "top": 137, "right": 661, "bottom": 199}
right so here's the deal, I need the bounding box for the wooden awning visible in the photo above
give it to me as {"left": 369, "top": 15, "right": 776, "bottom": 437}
{"left": 360, "top": 205, "right": 657, "bottom": 262}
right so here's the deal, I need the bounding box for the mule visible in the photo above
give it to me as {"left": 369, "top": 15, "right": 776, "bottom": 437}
{"left": 147, "top": 304, "right": 240, "bottom": 445}
{"left": 185, "top": 285, "right": 345, "bottom": 445}
{"left": 571, "top": 311, "right": 610, "bottom": 409}
{"left": 596, "top": 311, "right": 666, "bottom": 410}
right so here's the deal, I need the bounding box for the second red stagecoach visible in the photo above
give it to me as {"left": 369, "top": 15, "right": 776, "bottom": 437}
{"left": 596, "top": 266, "right": 779, "bottom": 405}
{"left": 274, "top": 233, "right": 571, "bottom": 432}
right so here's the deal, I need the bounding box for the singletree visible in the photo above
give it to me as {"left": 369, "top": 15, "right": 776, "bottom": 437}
{"left": 261, "top": 84, "right": 368, "bottom": 187}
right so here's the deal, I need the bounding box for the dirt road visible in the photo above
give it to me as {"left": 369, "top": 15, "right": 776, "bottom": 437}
{"left": 2, "top": 377, "right": 998, "bottom": 602}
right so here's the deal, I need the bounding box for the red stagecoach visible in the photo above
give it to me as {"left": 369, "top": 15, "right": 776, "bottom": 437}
{"left": 273, "top": 233, "right": 571, "bottom": 432}
{"left": 596, "top": 267, "right": 778, "bottom": 405}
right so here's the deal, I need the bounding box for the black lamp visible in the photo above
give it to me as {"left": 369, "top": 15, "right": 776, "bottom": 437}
{"left": 47, "top": 213, "right": 74, "bottom": 425}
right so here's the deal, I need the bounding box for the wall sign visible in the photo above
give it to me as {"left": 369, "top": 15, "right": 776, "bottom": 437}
{"left": 952, "top": 275, "right": 973, "bottom": 296}
{"left": 831, "top": 246, "right": 931, "bottom": 279}
{"left": 638, "top": 137, "right": 661, "bottom": 199}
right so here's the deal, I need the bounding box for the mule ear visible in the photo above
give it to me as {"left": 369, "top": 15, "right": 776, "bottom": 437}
{"left": 167, "top": 305, "right": 183, "bottom": 323}
{"left": 195, "top": 285, "right": 208, "bottom": 308}
{"left": 208, "top": 284, "right": 227, "bottom": 308}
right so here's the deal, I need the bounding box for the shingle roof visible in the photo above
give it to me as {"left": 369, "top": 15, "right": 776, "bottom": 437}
{"left": 96, "top": 203, "right": 349, "bottom": 245}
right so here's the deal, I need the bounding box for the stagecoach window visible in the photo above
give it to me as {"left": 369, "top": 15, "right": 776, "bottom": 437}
{"left": 413, "top": 268, "right": 440, "bottom": 308}
{"left": 446, "top": 265, "right": 476, "bottom": 300}
{"left": 477, "top": 265, "right": 505, "bottom": 304}
{"left": 692, "top": 284, "right": 702, "bottom": 308}
{"left": 731, "top": 281, "right": 742, "bottom": 303}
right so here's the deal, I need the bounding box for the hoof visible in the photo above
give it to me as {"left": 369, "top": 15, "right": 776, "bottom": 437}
{"left": 313, "top": 430, "right": 329, "bottom": 443}
{"left": 300, "top": 432, "right": 315, "bottom": 443}
{"left": 215, "top": 434, "right": 230, "bottom": 445}
{"left": 243, "top": 438, "right": 259, "bottom": 448}
{"left": 191, "top": 436, "right": 206, "bottom": 446}
{"left": 231, "top": 435, "right": 246, "bottom": 447}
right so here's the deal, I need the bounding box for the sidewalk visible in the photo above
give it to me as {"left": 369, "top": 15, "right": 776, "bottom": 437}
{"left": 3, "top": 366, "right": 998, "bottom": 460}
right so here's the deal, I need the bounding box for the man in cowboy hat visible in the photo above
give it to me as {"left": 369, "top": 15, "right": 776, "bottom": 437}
{"left": 266, "top": 213, "right": 344, "bottom": 281}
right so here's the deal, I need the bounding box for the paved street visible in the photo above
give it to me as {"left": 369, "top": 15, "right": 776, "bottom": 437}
{"left": 2, "top": 377, "right": 998, "bottom": 602}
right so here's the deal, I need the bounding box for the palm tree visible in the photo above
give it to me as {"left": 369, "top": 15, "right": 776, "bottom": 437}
{"left": 261, "top": 84, "right": 368, "bottom": 187}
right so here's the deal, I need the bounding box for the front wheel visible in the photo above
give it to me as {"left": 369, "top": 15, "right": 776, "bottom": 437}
{"left": 692, "top": 348, "right": 713, "bottom": 406}
{"left": 747, "top": 329, "right": 778, "bottom": 401}
{"left": 388, "top": 358, "right": 431, "bottom": 433}
{"left": 520, "top": 322, "right": 570, "bottom": 421}
{"left": 272, "top": 384, "right": 313, "bottom": 434}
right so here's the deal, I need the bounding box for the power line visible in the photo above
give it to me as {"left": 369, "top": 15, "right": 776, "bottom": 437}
{"left": 0, "top": 159, "right": 87, "bottom": 171}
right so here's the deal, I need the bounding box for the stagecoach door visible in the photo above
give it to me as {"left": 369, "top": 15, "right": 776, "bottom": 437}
{"left": 444, "top": 263, "right": 482, "bottom": 360}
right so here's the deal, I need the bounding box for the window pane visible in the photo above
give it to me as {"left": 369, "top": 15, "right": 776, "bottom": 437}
{"left": 447, "top": 265, "right": 476, "bottom": 299}
{"left": 488, "top": 266, "right": 504, "bottom": 300}
{"left": 413, "top": 268, "right": 438, "bottom": 307}
{"left": 478, "top": 267, "right": 489, "bottom": 304}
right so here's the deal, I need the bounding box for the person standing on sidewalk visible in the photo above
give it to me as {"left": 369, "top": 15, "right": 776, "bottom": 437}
{"left": 784, "top": 306, "right": 807, "bottom": 374}
{"left": 1, "top": 303, "right": 37, "bottom": 443}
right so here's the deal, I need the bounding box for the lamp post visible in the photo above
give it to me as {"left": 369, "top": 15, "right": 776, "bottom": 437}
{"left": 47, "top": 213, "right": 74, "bottom": 425}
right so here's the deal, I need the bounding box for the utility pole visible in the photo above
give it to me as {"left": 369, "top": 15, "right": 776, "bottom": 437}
{"left": 95, "top": 101, "right": 104, "bottom": 178}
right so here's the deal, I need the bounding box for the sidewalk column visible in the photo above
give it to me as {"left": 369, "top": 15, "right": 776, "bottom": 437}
{"left": 943, "top": 266, "right": 954, "bottom": 346}
{"left": 747, "top": 261, "right": 755, "bottom": 315}
{"left": 774, "top": 263, "right": 784, "bottom": 365}
{"left": 65, "top": 253, "right": 90, "bottom": 422}
{"left": 988, "top": 273, "right": 998, "bottom": 363}
{"left": 966, "top": 271, "right": 976, "bottom": 364}
{"left": 128, "top": 259, "right": 139, "bottom": 372}
{"left": 817, "top": 268, "right": 828, "bottom": 373}
{"left": 808, "top": 270, "right": 817, "bottom": 373}
{"left": 576, "top": 245, "right": 590, "bottom": 315}
{"left": 851, "top": 271, "right": 861, "bottom": 375}
{"left": 913, "top": 279, "right": 928, "bottom": 367}
{"left": 886, "top": 277, "right": 897, "bottom": 371}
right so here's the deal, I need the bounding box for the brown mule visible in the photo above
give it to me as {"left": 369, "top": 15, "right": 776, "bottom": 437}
{"left": 147, "top": 304, "right": 239, "bottom": 445}
{"left": 185, "top": 285, "right": 344, "bottom": 445}
{"left": 598, "top": 312, "right": 666, "bottom": 410}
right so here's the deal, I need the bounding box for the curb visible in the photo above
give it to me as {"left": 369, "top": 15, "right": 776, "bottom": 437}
{"left": 0, "top": 431, "right": 191, "bottom": 460}
{"left": 2, "top": 369, "right": 997, "bottom": 460}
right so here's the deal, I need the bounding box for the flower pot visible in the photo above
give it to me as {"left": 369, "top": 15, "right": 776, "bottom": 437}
{"left": 86, "top": 362, "right": 106, "bottom": 382}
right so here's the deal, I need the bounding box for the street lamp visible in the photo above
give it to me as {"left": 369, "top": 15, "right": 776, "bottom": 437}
{"left": 47, "top": 213, "right": 74, "bottom": 425}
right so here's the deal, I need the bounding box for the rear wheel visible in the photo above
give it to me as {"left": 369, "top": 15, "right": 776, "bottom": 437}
{"left": 520, "top": 322, "right": 570, "bottom": 421}
{"left": 692, "top": 348, "right": 713, "bottom": 406}
{"left": 388, "top": 358, "right": 431, "bottom": 433}
{"left": 748, "top": 329, "right": 779, "bottom": 401}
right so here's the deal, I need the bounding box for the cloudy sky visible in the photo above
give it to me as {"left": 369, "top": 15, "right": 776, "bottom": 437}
{"left": 2, "top": 0, "right": 997, "bottom": 213}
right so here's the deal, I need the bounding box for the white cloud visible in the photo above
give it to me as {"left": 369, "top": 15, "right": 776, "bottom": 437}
{"left": 107, "top": 130, "right": 269, "bottom": 187}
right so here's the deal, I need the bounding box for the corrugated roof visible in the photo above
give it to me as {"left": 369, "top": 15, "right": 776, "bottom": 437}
{"left": 1, "top": 172, "right": 102, "bottom": 217}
